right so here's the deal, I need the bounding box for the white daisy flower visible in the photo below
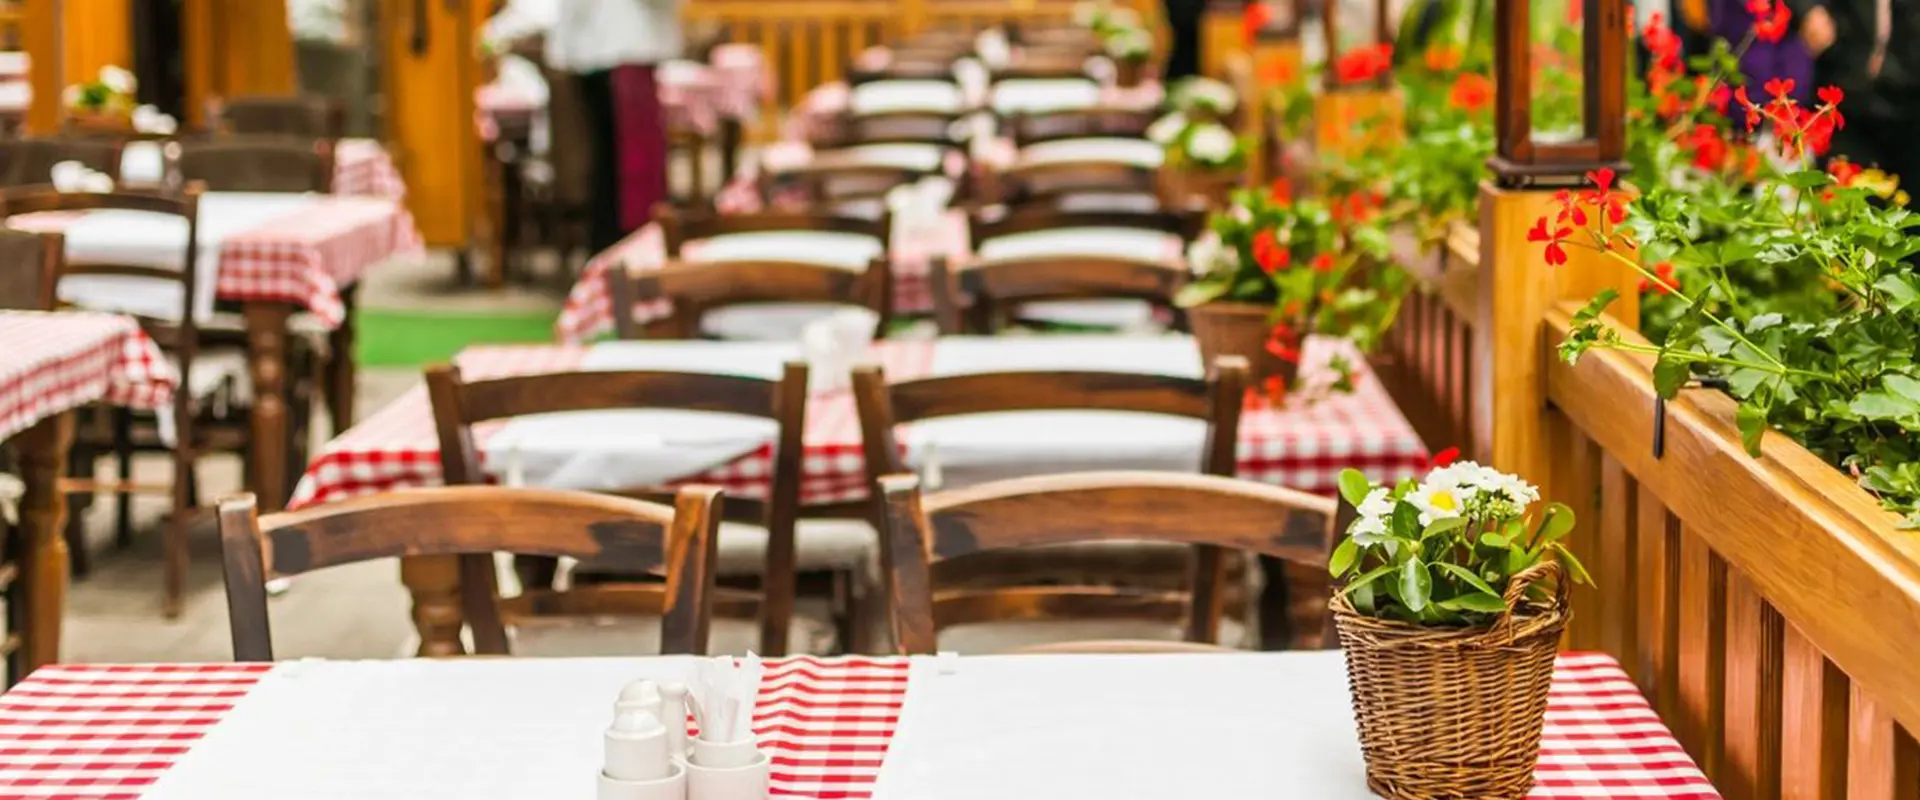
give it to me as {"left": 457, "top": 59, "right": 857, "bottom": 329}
{"left": 1356, "top": 487, "right": 1394, "bottom": 520}
{"left": 1407, "top": 482, "right": 1465, "bottom": 527}
{"left": 1104, "top": 27, "right": 1152, "bottom": 59}
{"left": 1348, "top": 513, "right": 1390, "bottom": 544}
{"left": 1184, "top": 232, "right": 1235, "bottom": 277}
{"left": 1185, "top": 123, "right": 1237, "bottom": 165}
{"left": 1147, "top": 111, "right": 1189, "bottom": 145}
{"left": 1179, "top": 77, "right": 1239, "bottom": 114}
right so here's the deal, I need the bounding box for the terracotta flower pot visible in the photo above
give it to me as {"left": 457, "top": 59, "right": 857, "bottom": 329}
{"left": 1332, "top": 562, "right": 1570, "bottom": 800}
{"left": 1116, "top": 58, "right": 1147, "bottom": 88}
{"left": 1187, "top": 301, "right": 1299, "bottom": 387}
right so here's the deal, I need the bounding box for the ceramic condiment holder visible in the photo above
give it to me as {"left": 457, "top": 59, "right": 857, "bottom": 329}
{"left": 685, "top": 738, "right": 770, "bottom": 800}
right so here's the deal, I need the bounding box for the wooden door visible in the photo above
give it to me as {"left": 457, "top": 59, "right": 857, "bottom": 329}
{"left": 180, "top": 0, "right": 295, "bottom": 128}
{"left": 380, "top": 0, "right": 486, "bottom": 250}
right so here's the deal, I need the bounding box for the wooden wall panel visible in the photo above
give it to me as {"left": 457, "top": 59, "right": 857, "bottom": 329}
{"left": 181, "top": 0, "right": 295, "bottom": 127}
{"left": 381, "top": 0, "right": 485, "bottom": 249}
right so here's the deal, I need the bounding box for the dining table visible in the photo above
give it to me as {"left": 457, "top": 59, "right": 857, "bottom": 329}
{"left": 0, "top": 310, "right": 177, "bottom": 677}
{"left": 116, "top": 138, "right": 409, "bottom": 200}
{"left": 9, "top": 191, "right": 424, "bottom": 511}
{"left": 0, "top": 651, "right": 1719, "bottom": 798}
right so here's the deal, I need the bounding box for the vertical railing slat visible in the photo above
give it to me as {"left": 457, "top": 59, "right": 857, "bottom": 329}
{"left": 1598, "top": 455, "right": 1638, "bottom": 668}
{"left": 1677, "top": 529, "right": 1729, "bottom": 780}
{"left": 1846, "top": 689, "right": 1920, "bottom": 800}
{"left": 1781, "top": 624, "right": 1849, "bottom": 800}
{"left": 1723, "top": 571, "right": 1785, "bottom": 800}
{"left": 1634, "top": 482, "right": 1678, "bottom": 720}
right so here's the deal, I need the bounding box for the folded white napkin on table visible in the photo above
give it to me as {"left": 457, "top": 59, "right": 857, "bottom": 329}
{"left": 50, "top": 160, "right": 113, "bottom": 194}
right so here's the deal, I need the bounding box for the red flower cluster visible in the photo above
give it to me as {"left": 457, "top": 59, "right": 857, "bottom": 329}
{"left": 1242, "top": 2, "right": 1272, "bottom": 46}
{"left": 1330, "top": 191, "right": 1384, "bottom": 223}
{"left": 1685, "top": 123, "right": 1731, "bottom": 172}
{"left": 1253, "top": 229, "right": 1290, "bottom": 273}
{"left": 1529, "top": 218, "right": 1574, "bottom": 266}
{"left": 1828, "top": 157, "right": 1862, "bottom": 186}
{"left": 1310, "top": 253, "right": 1336, "bottom": 273}
{"left": 1734, "top": 79, "right": 1844, "bottom": 159}
{"left": 1639, "top": 261, "right": 1681, "bottom": 295}
{"left": 1423, "top": 46, "right": 1461, "bottom": 73}
{"left": 1747, "top": 0, "right": 1792, "bottom": 42}
{"left": 1333, "top": 44, "right": 1394, "bottom": 84}
{"left": 1642, "top": 13, "right": 1687, "bottom": 120}
{"left": 1265, "top": 322, "right": 1302, "bottom": 363}
{"left": 1269, "top": 177, "right": 1294, "bottom": 204}
{"left": 1449, "top": 73, "right": 1494, "bottom": 112}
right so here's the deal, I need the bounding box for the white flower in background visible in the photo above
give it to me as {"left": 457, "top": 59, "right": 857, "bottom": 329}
{"left": 1407, "top": 481, "right": 1466, "bottom": 527}
{"left": 1176, "top": 77, "right": 1238, "bottom": 114}
{"left": 132, "top": 105, "right": 177, "bottom": 135}
{"left": 1348, "top": 512, "right": 1389, "bottom": 543}
{"left": 1184, "top": 123, "right": 1238, "bottom": 165}
{"left": 1147, "top": 111, "right": 1188, "bottom": 145}
{"left": 61, "top": 84, "right": 81, "bottom": 108}
{"left": 1422, "top": 460, "right": 1537, "bottom": 521}
{"left": 1185, "top": 232, "right": 1235, "bottom": 277}
{"left": 288, "top": 0, "right": 352, "bottom": 45}
{"left": 97, "top": 66, "right": 136, "bottom": 95}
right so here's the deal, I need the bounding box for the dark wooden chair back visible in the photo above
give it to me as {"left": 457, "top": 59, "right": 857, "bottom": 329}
{"left": 215, "top": 486, "right": 723, "bottom": 661}
{"left": 812, "top": 112, "right": 964, "bottom": 149}
{"left": 424, "top": 362, "right": 809, "bottom": 655}
{"left": 1010, "top": 108, "right": 1157, "bottom": 148}
{"left": 853, "top": 355, "right": 1250, "bottom": 645}
{"left": 177, "top": 136, "right": 334, "bottom": 193}
{"left": 877, "top": 471, "right": 1338, "bottom": 653}
{"left": 764, "top": 157, "right": 937, "bottom": 215}
{"left": 0, "top": 229, "right": 60, "bottom": 310}
{"left": 658, "top": 204, "right": 891, "bottom": 257}
{"left": 217, "top": 95, "right": 343, "bottom": 138}
{"left": 933, "top": 254, "right": 1187, "bottom": 334}
{"left": 969, "top": 207, "right": 1202, "bottom": 253}
{"left": 998, "top": 160, "right": 1159, "bottom": 208}
{"left": 0, "top": 138, "right": 123, "bottom": 187}
{"left": 608, "top": 257, "right": 893, "bottom": 340}
{"left": 848, "top": 63, "right": 962, "bottom": 85}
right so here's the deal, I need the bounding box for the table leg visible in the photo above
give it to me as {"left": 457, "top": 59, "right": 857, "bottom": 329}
{"left": 14, "top": 412, "right": 73, "bottom": 677}
{"left": 326, "top": 284, "right": 358, "bottom": 432}
{"left": 401, "top": 555, "right": 467, "bottom": 656}
{"left": 244, "top": 303, "right": 293, "bottom": 512}
{"left": 720, "top": 117, "right": 742, "bottom": 186}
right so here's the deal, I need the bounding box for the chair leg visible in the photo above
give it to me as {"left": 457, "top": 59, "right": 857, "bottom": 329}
{"left": 112, "top": 409, "right": 133, "bottom": 549}
{"left": 162, "top": 452, "right": 194, "bottom": 619}
{"left": 62, "top": 443, "right": 94, "bottom": 579}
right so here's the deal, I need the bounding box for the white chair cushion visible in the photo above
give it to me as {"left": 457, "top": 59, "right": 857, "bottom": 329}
{"left": 1015, "top": 299, "right": 1160, "bottom": 331}
{"left": 1018, "top": 137, "right": 1165, "bottom": 169}
{"left": 936, "top": 617, "right": 1252, "bottom": 654}
{"left": 714, "top": 518, "right": 878, "bottom": 577}
{"left": 699, "top": 302, "right": 859, "bottom": 341}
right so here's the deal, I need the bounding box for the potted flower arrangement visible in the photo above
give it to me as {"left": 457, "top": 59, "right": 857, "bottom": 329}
{"left": 1149, "top": 114, "right": 1246, "bottom": 208}
{"left": 62, "top": 65, "right": 137, "bottom": 132}
{"left": 1331, "top": 462, "right": 1589, "bottom": 799}
{"left": 1102, "top": 24, "right": 1153, "bottom": 88}
{"left": 1176, "top": 185, "right": 1402, "bottom": 397}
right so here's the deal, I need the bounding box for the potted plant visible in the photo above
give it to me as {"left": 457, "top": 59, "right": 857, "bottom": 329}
{"left": 1330, "top": 463, "right": 1590, "bottom": 799}
{"left": 1175, "top": 185, "right": 1402, "bottom": 397}
{"left": 1102, "top": 25, "right": 1153, "bottom": 88}
{"left": 62, "top": 65, "right": 137, "bottom": 132}
{"left": 1169, "top": 75, "right": 1239, "bottom": 123}
{"left": 1149, "top": 115, "right": 1245, "bottom": 208}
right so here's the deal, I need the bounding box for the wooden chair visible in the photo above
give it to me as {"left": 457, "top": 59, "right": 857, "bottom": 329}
{"left": 1009, "top": 108, "right": 1158, "bottom": 149}
{"left": 176, "top": 136, "right": 334, "bottom": 193}
{"left": 0, "top": 185, "right": 249, "bottom": 615}
{"left": 425, "top": 362, "right": 848, "bottom": 657}
{"left": 660, "top": 205, "right": 892, "bottom": 257}
{"left": 878, "top": 471, "right": 1338, "bottom": 654}
{"left": 608, "top": 257, "right": 893, "bottom": 341}
{"left": 0, "top": 229, "right": 59, "bottom": 310}
{"left": 214, "top": 485, "right": 723, "bottom": 661}
{"left": 812, "top": 111, "right": 965, "bottom": 150}
{"left": 0, "top": 138, "right": 123, "bottom": 187}
{"left": 851, "top": 356, "right": 1252, "bottom": 648}
{"left": 931, "top": 253, "right": 1187, "bottom": 334}
{"left": 216, "top": 95, "right": 343, "bottom": 138}
{"left": 762, "top": 156, "right": 942, "bottom": 219}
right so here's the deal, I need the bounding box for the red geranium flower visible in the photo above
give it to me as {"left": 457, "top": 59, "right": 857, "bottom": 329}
{"left": 1817, "top": 86, "right": 1844, "bottom": 107}
{"left": 1265, "top": 323, "right": 1302, "bottom": 363}
{"left": 1424, "top": 46, "right": 1462, "bottom": 73}
{"left": 1764, "top": 77, "right": 1796, "bottom": 101}
{"left": 1751, "top": 0, "right": 1791, "bottom": 42}
{"left": 1734, "top": 86, "right": 1762, "bottom": 131}
{"left": 1528, "top": 217, "right": 1573, "bottom": 266}
{"left": 1707, "top": 83, "right": 1732, "bottom": 114}
{"left": 1333, "top": 44, "right": 1394, "bottom": 84}
{"left": 1448, "top": 73, "right": 1494, "bottom": 112}
{"left": 1252, "top": 230, "right": 1290, "bottom": 273}
{"left": 1269, "top": 177, "right": 1294, "bottom": 204}
{"left": 1829, "top": 157, "right": 1862, "bottom": 186}
{"left": 1311, "top": 254, "right": 1336, "bottom": 273}
{"left": 1639, "top": 261, "right": 1680, "bottom": 295}
{"left": 1553, "top": 189, "right": 1589, "bottom": 226}
{"left": 1686, "top": 124, "right": 1730, "bottom": 172}
{"left": 1242, "top": 2, "right": 1272, "bottom": 45}
{"left": 1581, "top": 167, "right": 1628, "bottom": 226}
{"left": 1428, "top": 446, "right": 1461, "bottom": 468}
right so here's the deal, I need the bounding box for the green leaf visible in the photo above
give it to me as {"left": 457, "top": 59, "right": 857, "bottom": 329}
{"left": 1341, "top": 563, "right": 1397, "bottom": 598}
{"left": 1435, "top": 562, "right": 1499, "bottom": 596}
{"left": 1422, "top": 516, "right": 1467, "bottom": 538}
{"left": 1478, "top": 532, "right": 1509, "bottom": 549}
{"left": 1652, "top": 358, "right": 1691, "bottom": 399}
{"left": 1351, "top": 576, "right": 1376, "bottom": 613}
{"left": 1399, "top": 557, "right": 1431, "bottom": 612}
{"left": 1551, "top": 543, "right": 1594, "bottom": 585}
{"left": 1329, "top": 536, "right": 1359, "bottom": 577}
{"left": 1874, "top": 274, "right": 1920, "bottom": 311}
{"left": 1337, "top": 468, "right": 1372, "bottom": 508}
{"left": 1783, "top": 169, "right": 1834, "bottom": 189}
{"left": 1736, "top": 403, "right": 1768, "bottom": 456}
{"left": 1885, "top": 375, "right": 1920, "bottom": 405}
{"left": 1506, "top": 543, "right": 1535, "bottom": 575}
{"left": 1571, "top": 289, "right": 1620, "bottom": 324}
{"left": 1173, "top": 281, "right": 1229, "bottom": 308}
{"left": 1849, "top": 391, "right": 1920, "bottom": 421}
{"left": 1437, "top": 592, "right": 1508, "bottom": 613}
{"left": 1534, "top": 502, "right": 1576, "bottom": 543}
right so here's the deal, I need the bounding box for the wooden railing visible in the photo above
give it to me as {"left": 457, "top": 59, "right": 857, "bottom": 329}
{"left": 1364, "top": 193, "right": 1920, "bottom": 796}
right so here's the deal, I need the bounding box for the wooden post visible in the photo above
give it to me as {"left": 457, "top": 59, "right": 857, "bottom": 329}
{"left": 1477, "top": 0, "right": 1637, "bottom": 513}
{"left": 20, "top": 0, "right": 133, "bottom": 133}
{"left": 20, "top": 0, "right": 57, "bottom": 132}
{"left": 181, "top": 0, "right": 297, "bottom": 128}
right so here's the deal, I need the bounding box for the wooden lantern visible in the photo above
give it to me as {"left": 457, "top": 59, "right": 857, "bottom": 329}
{"left": 1322, "top": 0, "right": 1393, "bottom": 91}
{"left": 1486, "top": 0, "right": 1629, "bottom": 186}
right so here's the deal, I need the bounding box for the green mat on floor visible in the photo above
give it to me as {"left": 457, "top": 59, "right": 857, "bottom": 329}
{"left": 354, "top": 308, "right": 560, "bottom": 367}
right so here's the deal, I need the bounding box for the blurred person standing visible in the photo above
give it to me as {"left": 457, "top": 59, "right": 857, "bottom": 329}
{"left": 1164, "top": 0, "right": 1207, "bottom": 80}
{"left": 1794, "top": 0, "right": 1920, "bottom": 187}
{"left": 550, "top": 0, "right": 683, "bottom": 251}
{"left": 1705, "top": 0, "right": 1811, "bottom": 101}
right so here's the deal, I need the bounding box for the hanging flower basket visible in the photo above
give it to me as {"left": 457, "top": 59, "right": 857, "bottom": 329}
{"left": 1332, "top": 561, "right": 1569, "bottom": 800}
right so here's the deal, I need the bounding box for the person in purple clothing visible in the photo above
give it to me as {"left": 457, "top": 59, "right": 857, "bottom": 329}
{"left": 1710, "top": 0, "right": 1814, "bottom": 101}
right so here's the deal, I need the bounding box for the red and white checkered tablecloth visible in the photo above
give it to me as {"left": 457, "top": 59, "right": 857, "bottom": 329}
{"left": 289, "top": 338, "right": 1429, "bottom": 510}
{"left": 0, "top": 311, "right": 177, "bottom": 442}
{"left": 11, "top": 196, "right": 422, "bottom": 330}
{"left": 554, "top": 213, "right": 972, "bottom": 343}
{"left": 331, "top": 139, "right": 408, "bottom": 200}
{"left": 0, "top": 654, "right": 1713, "bottom": 799}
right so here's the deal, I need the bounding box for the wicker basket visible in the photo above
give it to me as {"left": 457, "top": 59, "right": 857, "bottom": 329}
{"left": 1187, "top": 301, "right": 1298, "bottom": 387}
{"left": 1332, "top": 561, "right": 1569, "bottom": 800}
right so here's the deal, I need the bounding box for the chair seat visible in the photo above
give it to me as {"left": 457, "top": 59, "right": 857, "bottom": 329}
{"left": 507, "top": 602, "right": 840, "bottom": 656}
{"left": 700, "top": 303, "right": 864, "bottom": 341}
{"left": 1015, "top": 299, "right": 1160, "bottom": 332}
{"left": 714, "top": 518, "right": 878, "bottom": 577}
{"left": 171, "top": 349, "right": 252, "bottom": 404}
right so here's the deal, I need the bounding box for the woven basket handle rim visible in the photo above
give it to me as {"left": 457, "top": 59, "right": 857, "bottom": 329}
{"left": 1490, "top": 560, "right": 1565, "bottom": 639}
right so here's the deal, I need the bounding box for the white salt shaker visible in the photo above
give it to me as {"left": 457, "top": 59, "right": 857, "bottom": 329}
{"left": 599, "top": 711, "right": 687, "bottom": 800}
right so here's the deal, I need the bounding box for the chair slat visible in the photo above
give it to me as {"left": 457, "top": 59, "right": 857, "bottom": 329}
{"left": 1721, "top": 570, "right": 1784, "bottom": 799}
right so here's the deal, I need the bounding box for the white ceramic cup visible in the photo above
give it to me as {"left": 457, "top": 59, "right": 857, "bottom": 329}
{"left": 598, "top": 762, "right": 687, "bottom": 800}
{"left": 684, "top": 749, "right": 770, "bottom": 800}
{"left": 691, "top": 736, "right": 761, "bottom": 769}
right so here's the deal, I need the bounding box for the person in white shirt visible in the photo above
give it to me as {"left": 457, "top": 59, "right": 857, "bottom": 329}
{"left": 547, "top": 0, "right": 683, "bottom": 250}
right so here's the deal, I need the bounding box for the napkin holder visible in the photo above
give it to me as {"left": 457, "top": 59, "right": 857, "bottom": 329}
{"left": 684, "top": 738, "right": 770, "bottom": 800}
